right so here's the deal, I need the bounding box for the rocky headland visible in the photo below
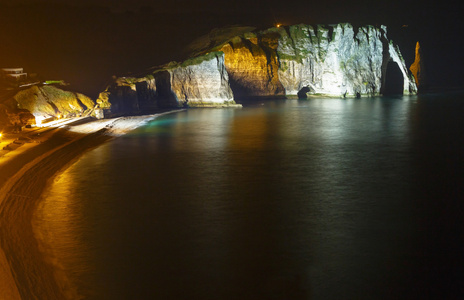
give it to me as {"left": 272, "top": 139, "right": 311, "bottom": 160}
{"left": 0, "top": 84, "right": 99, "bottom": 133}
{"left": 0, "top": 22, "right": 419, "bottom": 299}
{"left": 99, "top": 23, "right": 418, "bottom": 116}
{"left": 409, "top": 41, "right": 427, "bottom": 92}
{"left": 1, "top": 23, "right": 419, "bottom": 128}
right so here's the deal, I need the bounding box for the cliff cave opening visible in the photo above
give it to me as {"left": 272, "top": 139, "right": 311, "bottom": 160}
{"left": 383, "top": 61, "right": 404, "bottom": 95}
{"left": 297, "top": 86, "right": 314, "bottom": 99}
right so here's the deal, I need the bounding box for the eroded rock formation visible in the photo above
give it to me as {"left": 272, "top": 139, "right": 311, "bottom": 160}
{"left": 15, "top": 85, "right": 95, "bottom": 119}
{"left": 219, "top": 32, "right": 285, "bottom": 98}
{"left": 218, "top": 24, "right": 416, "bottom": 98}
{"left": 278, "top": 24, "right": 387, "bottom": 97}
{"left": 0, "top": 101, "right": 35, "bottom": 132}
{"left": 100, "top": 23, "right": 417, "bottom": 115}
{"left": 409, "top": 41, "right": 426, "bottom": 91}
{"left": 99, "top": 52, "right": 236, "bottom": 116}
{"left": 0, "top": 85, "right": 96, "bottom": 131}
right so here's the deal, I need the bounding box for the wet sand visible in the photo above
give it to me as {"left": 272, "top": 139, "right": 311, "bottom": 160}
{"left": 0, "top": 111, "right": 182, "bottom": 299}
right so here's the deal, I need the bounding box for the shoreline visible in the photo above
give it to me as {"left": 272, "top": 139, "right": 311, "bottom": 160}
{"left": 0, "top": 110, "right": 183, "bottom": 299}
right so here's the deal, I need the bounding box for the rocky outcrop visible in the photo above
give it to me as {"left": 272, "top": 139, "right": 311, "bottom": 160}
{"left": 217, "top": 24, "right": 416, "bottom": 98}
{"left": 14, "top": 85, "right": 95, "bottom": 119}
{"left": 409, "top": 41, "right": 426, "bottom": 91}
{"left": 0, "top": 101, "right": 35, "bottom": 132}
{"left": 98, "top": 52, "right": 236, "bottom": 116}
{"left": 219, "top": 32, "right": 285, "bottom": 98}
{"left": 0, "top": 85, "right": 96, "bottom": 131}
{"left": 169, "top": 52, "right": 234, "bottom": 106}
{"left": 277, "top": 24, "right": 386, "bottom": 97}
{"left": 100, "top": 23, "right": 417, "bottom": 115}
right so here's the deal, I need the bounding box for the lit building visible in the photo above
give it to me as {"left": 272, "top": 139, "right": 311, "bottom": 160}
{"left": 1, "top": 68, "right": 28, "bottom": 81}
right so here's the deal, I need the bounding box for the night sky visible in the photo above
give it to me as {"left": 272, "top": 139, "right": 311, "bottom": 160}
{"left": 0, "top": 0, "right": 461, "bottom": 97}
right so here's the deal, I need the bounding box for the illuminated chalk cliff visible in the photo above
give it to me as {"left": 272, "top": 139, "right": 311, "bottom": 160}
{"left": 0, "top": 85, "right": 95, "bottom": 131}
{"left": 409, "top": 41, "right": 426, "bottom": 90}
{"left": 100, "top": 23, "right": 417, "bottom": 115}
{"left": 98, "top": 52, "right": 237, "bottom": 116}
{"left": 219, "top": 32, "right": 285, "bottom": 98}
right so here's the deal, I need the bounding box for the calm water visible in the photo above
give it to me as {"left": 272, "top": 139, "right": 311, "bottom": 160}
{"left": 34, "top": 94, "right": 464, "bottom": 299}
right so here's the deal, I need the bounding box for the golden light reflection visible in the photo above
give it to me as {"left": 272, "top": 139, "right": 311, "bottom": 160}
{"left": 32, "top": 160, "right": 96, "bottom": 299}
{"left": 228, "top": 110, "right": 269, "bottom": 150}
{"left": 219, "top": 35, "right": 284, "bottom": 97}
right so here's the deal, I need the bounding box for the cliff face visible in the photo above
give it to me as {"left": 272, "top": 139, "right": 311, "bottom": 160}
{"left": 409, "top": 41, "right": 426, "bottom": 91}
{"left": 15, "top": 85, "right": 95, "bottom": 119}
{"left": 219, "top": 32, "right": 284, "bottom": 98}
{"left": 169, "top": 52, "right": 234, "bottom": 106}
{"left": 0, "top": 101, "right": 35, "bottom": 132}
{"left": 0, "top": 85, "right": 96, "bottom": 131}
{"left": 99, "top": 52, "right": 236, "bottom": 116}
{"left": 277, "top": 24, "right": 386, "bottom": 96}
{"left": 101, "top": 23, "right": 417, "bottom": 115}
{"left": 219, "top": 24, "right": 416, "bottom": 98}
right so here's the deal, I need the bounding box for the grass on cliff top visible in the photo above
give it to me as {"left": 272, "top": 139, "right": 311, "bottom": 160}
{"left": 179, "top": 51, "right": 223, "bottom": 68}
{"left": 152, "top": 51, "right": 224, "bottom": 74}
{"left": 186, "top": 25, "right": 256, "bottom": 57}
{"left": 116, "top": 51, "right": 224, "bottom": 84}
{"left": 115, "top": 77, "right": 142, "bottom": 87}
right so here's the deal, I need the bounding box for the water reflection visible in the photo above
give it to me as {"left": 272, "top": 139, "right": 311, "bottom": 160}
{"left": 33, "top": 148, "right": 111, "bottom": 299}
{"left": 33, "top": 96, "right": 464, "bottom": 299}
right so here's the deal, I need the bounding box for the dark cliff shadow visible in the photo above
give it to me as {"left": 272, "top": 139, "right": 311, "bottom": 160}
{"left": 135, "top": 81, "right": 158, "bottom": 111}
{"left": 383, "top": 61, "right": 404, "bottom": 95}
{"left": 154, "top": 71, "right": 179, "bottom": 108}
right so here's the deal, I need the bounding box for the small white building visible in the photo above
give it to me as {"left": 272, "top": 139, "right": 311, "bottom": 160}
{"left": 1, "top": 68, "right": 28, "bottom": 81}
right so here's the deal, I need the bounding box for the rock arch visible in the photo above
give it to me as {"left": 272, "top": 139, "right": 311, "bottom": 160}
{"left": 382, "top": 60, "right": 404, "bottom": 95}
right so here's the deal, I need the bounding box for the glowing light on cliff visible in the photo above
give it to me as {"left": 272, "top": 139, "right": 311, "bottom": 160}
{"left": 276, "top": 24, "right": 282, "bottom": 28}
{"left": 35, "top": 115, "right": 45, "bottom": 126}
{"left": 409, "top": 41, "right": 423, "bottom": 87}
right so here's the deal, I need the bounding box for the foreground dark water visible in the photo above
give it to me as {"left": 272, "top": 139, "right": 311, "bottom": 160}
{"left": 34, "top": 94, "right": 464, "bottom": 299}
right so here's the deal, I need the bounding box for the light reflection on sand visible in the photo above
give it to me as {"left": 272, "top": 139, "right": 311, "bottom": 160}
{"left": 0, "top": 110, "right": 184, "bottom": 299}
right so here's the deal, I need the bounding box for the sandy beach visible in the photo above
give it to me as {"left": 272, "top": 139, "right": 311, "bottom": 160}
{"left": 0, "top": 110, "right": 182, "bottom": 299}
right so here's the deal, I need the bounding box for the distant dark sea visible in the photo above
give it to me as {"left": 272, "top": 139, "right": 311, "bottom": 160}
{"left": 34, "top": 93, "right": 464, "bottom": 300}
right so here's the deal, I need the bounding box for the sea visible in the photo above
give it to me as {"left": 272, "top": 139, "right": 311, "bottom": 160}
{"left": 33, "top": 93, "right": 464, "bottom": 300}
